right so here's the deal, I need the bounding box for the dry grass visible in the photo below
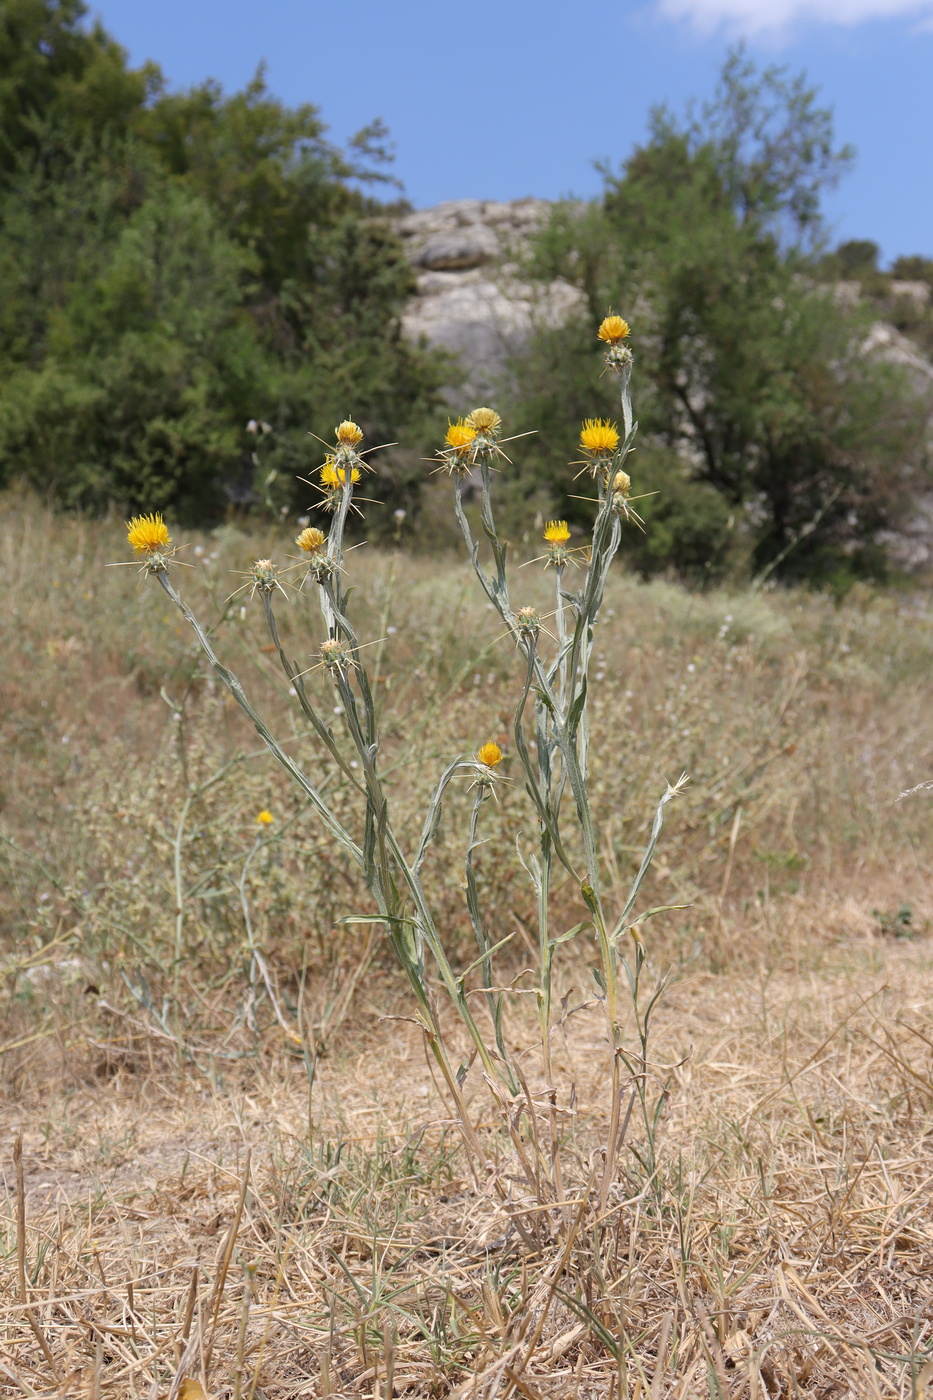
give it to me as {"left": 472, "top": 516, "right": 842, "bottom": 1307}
{"left": 2, "top": 491, "right": 933, "bottom": 1397}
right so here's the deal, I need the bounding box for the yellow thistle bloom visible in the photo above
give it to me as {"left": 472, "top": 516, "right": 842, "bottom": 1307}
{"left": 335, "top": 420, "right": 364, "bottom": 447}
{"left": 579, "top": 419, "right": 620, "bottom": 456}
{"left": 296, "top": 527, "right": 327, "bottom": 553}
{"left": 465, "top": 407, "right": 501, "bottom": 434}
{"left": 126, "top": 513, "right": 171, "bottom": 556}
{"left": 445, "top": 419, "right": 477, "bottom": 452}
{"left": 477, "top": 741, "right": 503, "bottom": 767}
{"left": 320, "top": 460, "right": 361, "bottom": 489}
{"left": 543, "top": 520, "right": 571, "bottom": 545}
{"left": 257, "top": 810, "right": 274, "bottom": 825}
{"left": 597, "top": 315, "right": 630, "bottom": 345}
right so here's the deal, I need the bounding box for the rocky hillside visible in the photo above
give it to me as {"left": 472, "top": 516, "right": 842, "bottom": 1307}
{"left": 396, "top": 199, "right": 583, "bottom": 403}
{"left": 396, "top": 198, "right": 933, "bottom": 412}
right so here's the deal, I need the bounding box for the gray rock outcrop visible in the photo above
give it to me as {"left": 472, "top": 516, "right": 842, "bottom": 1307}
{"left": 396, "top": 199, "right": 584, "bottom": 404}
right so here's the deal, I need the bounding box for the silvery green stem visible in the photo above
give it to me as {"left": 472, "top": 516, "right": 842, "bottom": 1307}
{"left": 156, "top": 568, "right": 362, "bottom": 865}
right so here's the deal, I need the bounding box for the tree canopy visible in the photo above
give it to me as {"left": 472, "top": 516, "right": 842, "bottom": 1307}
{"left": 0, "top": 0, "right": 445, "bottom": 523}
{"left": 507, "top": 51, "right": 930, "bottom": 585}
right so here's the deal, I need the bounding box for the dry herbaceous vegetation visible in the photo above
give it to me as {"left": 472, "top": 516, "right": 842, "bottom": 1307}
{"left": 1, "top": 319, "right": 933, "bottom": 1399}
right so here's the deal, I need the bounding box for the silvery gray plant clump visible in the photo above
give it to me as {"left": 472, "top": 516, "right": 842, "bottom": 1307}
{"left": 123, "top": 313, "right": 685, "bottom": 1237}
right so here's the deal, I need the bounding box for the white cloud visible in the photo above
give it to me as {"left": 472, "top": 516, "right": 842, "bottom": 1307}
{"left": 655, "top": 0, "right": 933, "bottom": 36}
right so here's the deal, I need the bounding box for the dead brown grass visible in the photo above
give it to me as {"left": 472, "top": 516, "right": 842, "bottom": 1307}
{"left": 2, "top": 491, "right": 933, "bottom": 1397}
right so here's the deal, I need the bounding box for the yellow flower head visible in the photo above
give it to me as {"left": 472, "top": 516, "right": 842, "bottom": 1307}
{"left": 445, "top": 419, "right": 477, "bottom": 453}
{"left": 296, "top": 527, "right": 327, "bottom": 553}
{"left": 465, "top": 407, "right": 501, "bottom": 434}
{"left": 126, "top": 513, "right": 171, "bottom": 556}
{"left": 321, "top": 460, "right": 361, "bottom": 489}
{"left": 543, "top": 520, "right": 571, "bottom": 545}
{"left": 579, "top": 419, "right": 620, "bottom": 457}
{"left": 257, "top": 810, "right": 274, "bottom": 825}
{"left": 477, "top": 741, "right": 503, "bottom": 768}
{"left": 335, "top": 420, "right": 364, "bottom": 447}
{"left": 598, "top": 315, "right": 630, "bottom": 345}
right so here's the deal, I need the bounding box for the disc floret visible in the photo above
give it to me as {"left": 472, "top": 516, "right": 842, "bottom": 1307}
{"left": 436, "top": 418, "right": 478, "bottom": 475}
{"left": 543, "top": 519, "right": 571, "bottom": 567}
{"left": 319, "top": 458, "right": 361, "bottom": 510}
{"left": 579, "top": 419, "right": 620, "bottom": 472}
{"left": 296, "top": 526, "right": 327, "bottom": 555}
{"left": 598, "top": 313, "right": 633, "bottom": 372}
{"left": 464, "top": 407, "right": 503, "bottom": 463}
{"left": 126, "top": 513, "right": 174, "bottom": 571}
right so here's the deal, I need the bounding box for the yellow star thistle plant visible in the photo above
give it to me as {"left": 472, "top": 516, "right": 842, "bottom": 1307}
{"left": 126, "top": 513, "right": 171, "bottom": 556}
{"left": 597, "top": 315, "right": 630, "bottom": 345}
{"left": 256, "top": 810, "right": 274, "bottom": 825}
{"left": 321, "top": 461, "right": 361, "bottom": 489}
{"left": 465, "top": 407, "right": 501, "bottom": 435}
{"left": 126, "top": 340, "right": 686, "bottom": 1246}
{"left": 335, "top": 420, "right": 364, "bottom": 448}
{"left": 599, "top": 310, "right": 634, "bottom": 373}
{"left": 579, "top": 419, "right": 620, "bottom": 458}
{"left": 296, "top": 527, "right": 327, "bottom": 553}
{"left": 543, "top": 520, "right": 571, "bottom": 545}
{"left": 446, "top": 420, "right": 476, "bottom": 452}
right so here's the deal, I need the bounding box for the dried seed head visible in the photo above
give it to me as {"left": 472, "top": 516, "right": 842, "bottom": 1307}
{"left": 465, "top": 407, "right": 501, "bottom": 435}
{"left": 335, "top": 420, "right": 364, "bottom": 447}
{"left": 296, "top": 527, "right": 327, "bottom": 554}
{"left": 611, "top": 470, "right": 631, "bottom": 499}
{"left": 597, "top": 315, "right": 630, "bottom": 345}
{"left": 477, "top": 741, "right": 503, "bottom": 767}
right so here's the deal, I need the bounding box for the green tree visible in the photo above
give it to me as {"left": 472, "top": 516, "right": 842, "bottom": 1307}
{"left": 509, "top": 51, "right": 929, "bottom": 583}
{"left": 0, "top": 1, "right": 446, "bottom": 524}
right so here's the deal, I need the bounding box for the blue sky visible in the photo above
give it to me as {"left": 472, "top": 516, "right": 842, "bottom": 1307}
{"left": 91, "top": 0, "right": 932, "bottom": 264}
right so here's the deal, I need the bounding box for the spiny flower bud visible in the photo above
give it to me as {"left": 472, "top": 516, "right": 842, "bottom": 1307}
{"left": 320, "top": 638, "right": 351, "bottom": 671}
{"left": 514, "top": 606, "right": 542, "bottom": 636}
{"left": 251, "top": 558, "right": 278, "bottom": 591}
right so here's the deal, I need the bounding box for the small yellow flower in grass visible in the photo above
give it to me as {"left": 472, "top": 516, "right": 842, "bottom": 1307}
{"left": 445, "top": 419, "right": 477, "bottom": 452}
{"left": 296, "top": 526, "right": 327, "bottom": 553}
{"left": 477, "top": 741, "right": 503, "bottom": 768}
{"left": 579, "top": 419, "right": 620, "bottom": 457}
{"left": 543, "top": 520, "right": 571, "bottom": 545}
{"left": 126, "top": 513, "right": 171, "bottom": 556}
{"left": 257, "top": 809, "right": 274, "bottom": 825}
{"left": 335, "top": 420, "right": 364, "bottom": 447}
{"left": 598, "top": 315, "right": 630, "bottom": 345}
